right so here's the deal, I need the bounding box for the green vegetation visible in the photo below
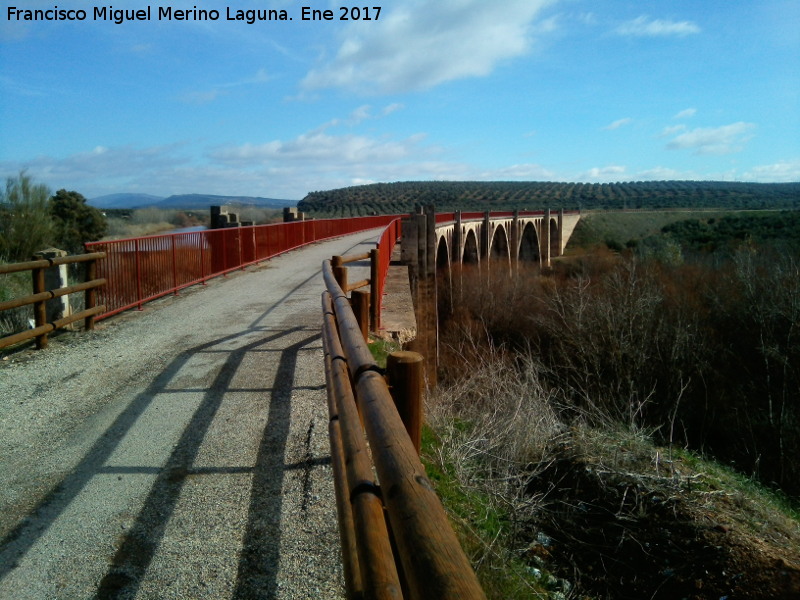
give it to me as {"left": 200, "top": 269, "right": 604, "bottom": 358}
{"left": 298, "top": 180, "right": 800, "bottom": 216}
{"left": 0, "top": 173, "right": 108, "bottom": 261}
{"left": 425, "top": 213, "right": 800, "bottom": 598}
{"left": 0, "top": 172, "right": 55, "bottom": 262}
{"left": 422, "top": 425, "right": 564, "bottom": 599}
{"left": 0, "top": 173, "right": 108, "bottom": 337}
{"left": 570, "top": 209, "right": 800, "bottom": 256}
{"left": 367, "top": 335, "right": 401, "bottom": 368}
{"left": 49, "top": 189, "right": 107, "bottom": 254}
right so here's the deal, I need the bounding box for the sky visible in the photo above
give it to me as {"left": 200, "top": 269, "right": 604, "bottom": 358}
{"left": 1, "top": 0, "right": 798, "bottom": 201}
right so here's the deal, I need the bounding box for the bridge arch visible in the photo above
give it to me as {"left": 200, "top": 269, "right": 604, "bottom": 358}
{"left": 489, "top": 224, "right": 510, "bottom": 265}
{"left": 462, "top": 229, "right": 479, "bottom": 264}
{"left": 549, "top": 217, "right": 559, "bottom": 258}
{"left": 436, "top": 235, "right": 450, "bottom": 271}
{"left": 518, "top": 221, "right": 540, "bottom": 263}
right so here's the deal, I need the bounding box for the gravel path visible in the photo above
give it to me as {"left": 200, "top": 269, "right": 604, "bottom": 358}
{"left": 0, "top": 230, "right": 380, "bottom": 600}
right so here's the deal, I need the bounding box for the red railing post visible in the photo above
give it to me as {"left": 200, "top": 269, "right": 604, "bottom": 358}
{"left": 238, "top": 227, "right": 244, "bottom": 270}
{"left": 135, "top": 238, "right": 143, "bottom": 310}
{"left": 370, "top": 247, "right": 379, "bottom": 331}
{"left": 200, "top": 233, "right": 208, "bottom": 285}
{"left": 222, "top": 229, "right": 228, "bottom": 275}
{"left": 171, "top": 235, "right": 179, "bottom": 295}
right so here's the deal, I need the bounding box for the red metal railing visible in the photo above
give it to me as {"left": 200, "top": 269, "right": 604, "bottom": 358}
{"left": 86, "top": 215, "right": 400, "bottom": 320}
{"left": 374, "top": 218, "right": 402, "bottom": 330}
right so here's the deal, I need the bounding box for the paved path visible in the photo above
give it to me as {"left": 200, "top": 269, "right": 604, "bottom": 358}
{"left": 0, "top": 231, "right": 381, "bottom": 599}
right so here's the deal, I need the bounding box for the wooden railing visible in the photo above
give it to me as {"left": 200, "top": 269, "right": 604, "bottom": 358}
{"left": 321, "top": 255, "right": 486, "bottom": 599}
{"left": 0, "top": 252, "right": 106, "bottom": 350}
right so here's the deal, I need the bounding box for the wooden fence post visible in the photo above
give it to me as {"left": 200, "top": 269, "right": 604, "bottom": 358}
{"left": 351, "top": 290, "right": 370, "bottom": 343}
{"left": 332, "top": 256, "right": 348, "bottom": 292}
{"left": 386, "top": 351, "right": 424, "bottom": 454}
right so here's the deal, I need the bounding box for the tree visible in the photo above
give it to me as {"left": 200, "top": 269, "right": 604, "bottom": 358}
{"left": 49, "top": 189, "right": 107, "bottom": 254}
{"left": 0, "top": 171, "right": 54, "bottom": 262}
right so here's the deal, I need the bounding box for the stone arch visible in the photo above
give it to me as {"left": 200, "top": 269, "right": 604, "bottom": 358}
{"left": 436, "top": 235, "right": 450, "bottom": 271}
{"left": 549, "top": 218, "right": 559, "bottom": 257}
{"left": 462, "top": 229, "right": 479, "bottom": 264}
{"left": 489, "top": 224, "right": 510, "bottom": 264}
{"left": 519, "top": 222, "right": 540, "bottom": 263}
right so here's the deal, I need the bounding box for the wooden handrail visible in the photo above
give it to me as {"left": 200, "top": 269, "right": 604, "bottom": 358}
{"left": 0, "top": 305, "right": 105, "bottom": 350}
{"left": 0, "top": 279, "right": 106, "bottom": 312}
{"left": 322, "top": 294, "right": 403, "bottom": 599}
{"left": 322, "top": 258, "right": 486, "bottom": 600}
{"left": 0, "top": 252, "right": 106, "bottom": 274}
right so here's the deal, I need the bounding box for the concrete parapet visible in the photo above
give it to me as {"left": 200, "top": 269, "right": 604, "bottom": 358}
{"left": 33, "top": 248, "right": 72, "bottom": 326}
{"left": 283, "top": 207, "right": 305, "bottom": 222}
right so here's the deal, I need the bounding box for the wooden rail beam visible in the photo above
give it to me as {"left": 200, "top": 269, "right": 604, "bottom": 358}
{"left": 0, "top": 305, "right": 105, "bottom": 350}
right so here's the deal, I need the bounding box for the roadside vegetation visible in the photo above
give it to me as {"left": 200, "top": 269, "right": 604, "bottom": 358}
{"left": 424, "top": 209, "right": 800, "bottom": 599}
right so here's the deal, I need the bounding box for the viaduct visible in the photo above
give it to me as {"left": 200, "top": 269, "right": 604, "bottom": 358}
{"left": 400, "top": 208, "right": 582, "bottom": 280}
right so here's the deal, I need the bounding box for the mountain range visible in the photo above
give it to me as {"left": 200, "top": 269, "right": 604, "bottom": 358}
{"left": 89, "top": 193, "right": 297, "bottom": 210}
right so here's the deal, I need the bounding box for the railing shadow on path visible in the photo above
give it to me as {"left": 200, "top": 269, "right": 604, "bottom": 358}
{"left": 0, "top": 240, "right": 375, "bottom": 598}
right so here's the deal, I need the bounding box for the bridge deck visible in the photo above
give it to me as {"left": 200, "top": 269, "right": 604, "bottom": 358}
{"left": 0, "top": 231, "right": 384, "bottom": 599}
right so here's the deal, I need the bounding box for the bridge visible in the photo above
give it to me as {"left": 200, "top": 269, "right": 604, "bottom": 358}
{"left": 402, "top": 209, "right": 581, "bottom": 276}
{"left": 0, "top": 209, "right": 578, "bottom": 599}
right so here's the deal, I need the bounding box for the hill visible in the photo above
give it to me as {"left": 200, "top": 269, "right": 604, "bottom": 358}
{"left": 89, "top": 193, "right": 165, "bottom": 209}
{"left": 297, "top": 180, "right": 800, "bottom": 216}
{"left": 90, "top": 193, "right": 295, "bottom": 210}
{"left": 156, "top": 194, "right": 294, "bottom": 210}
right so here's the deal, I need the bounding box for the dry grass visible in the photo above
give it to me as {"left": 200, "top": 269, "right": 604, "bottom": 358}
{"left": 425, "top": 346, "right": 800, "bottom": 599}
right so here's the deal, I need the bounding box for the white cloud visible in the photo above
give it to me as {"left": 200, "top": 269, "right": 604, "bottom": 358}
{"left": 382, "top": 103, "right": 404, "bottom": 116}
{"left": 210, "top": 130, "right": 430, "bottom": 166}
{"left": 666, "top": 122, "right": 756, "bottom": 155}
{"left": 744, "top": 159, "right": 800, "bottom": 183}
{"left": 616, "top": 15, "right": 701, "bottom": 38}
{"left": 479, "top": 163, "right": 557, "bottom": 180}
{"left": 635, "top": 166, "right": 685, "bottom": 180}
{"left": 583, "top": 165, "right": 627, "bottom": 180}
{"left": 660, "top": 124, "right": 687, "bottom": 137}
{"left": 302, "top": 0, "right": 556, "bottom": 93}
{"left": 179, "top": 69, "right": 270, "bottom": 104}
{"left": 674, "top": 108, "right": 697, "bottom": 120}
{"left": 344, "top": 103, "right": 404, "bottom": 125}
{"left": 0, "top": 144, "right": 192, "bottom": 196}
{"left": 603, "top": 118, "right": 632, "bottom": 131}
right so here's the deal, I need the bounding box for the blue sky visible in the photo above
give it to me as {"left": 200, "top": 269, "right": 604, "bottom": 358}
{"left": 1, "top": 0, "right": 798, "bottom": 200}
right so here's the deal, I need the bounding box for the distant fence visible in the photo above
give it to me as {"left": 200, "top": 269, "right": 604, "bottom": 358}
{"left": 85, "top": 216, "right": 401, "bottom": 320}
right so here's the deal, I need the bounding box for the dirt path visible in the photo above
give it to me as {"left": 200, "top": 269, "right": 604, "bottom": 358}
{"left": 0, "top": 231, "right": 380, "bottom": 599}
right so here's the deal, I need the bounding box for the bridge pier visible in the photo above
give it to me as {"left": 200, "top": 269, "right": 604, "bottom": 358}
{"left": 400, "top": 207, "right": 439, "bottom": 387}
{"left": 399, "top": 206, "right": 580, "bottom": 386}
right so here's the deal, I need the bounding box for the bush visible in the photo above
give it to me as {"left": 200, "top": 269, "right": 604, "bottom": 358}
{"left": 437, "top": 247, "right": 800, "bottom": 497}
{"left": 0, "top": 172, "right": 54, "bottom": 262}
